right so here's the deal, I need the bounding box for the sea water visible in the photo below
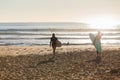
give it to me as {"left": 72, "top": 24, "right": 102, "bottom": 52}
{"left": 0, "top": 22, "right": 120, "bottom": 46}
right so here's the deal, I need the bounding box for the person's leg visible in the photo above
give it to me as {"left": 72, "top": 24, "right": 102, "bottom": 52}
{"left": 52, "top": 46, "right": 56, "bottom": 59}
{"left": 53, "top": 46, "right": 56, "bottom": 58}
{"left": 96, "top": 51, "right": 101, "bottom": 63}
{"left": 96, "top": 51, "right": 99, "bottom": 55}
{"left": 97, "top": 51, "right": 101, "bottom": 56}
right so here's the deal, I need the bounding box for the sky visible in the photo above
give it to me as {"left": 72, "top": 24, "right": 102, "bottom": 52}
{"left": 0, "top": 0, "right": 120, "bottom": 24}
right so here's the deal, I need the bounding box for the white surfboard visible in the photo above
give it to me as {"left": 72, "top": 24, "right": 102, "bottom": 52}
{"left": 56, "top": 40, "right": 62, "bottom": 47}
{"left": 89, "top": 33, "right": 102, "bottom": 53}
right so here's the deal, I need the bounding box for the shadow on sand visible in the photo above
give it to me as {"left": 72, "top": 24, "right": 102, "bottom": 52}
{"left": 37, "top": 58, "right": 54, "bottom": 65}
{"left": 86, "top": 56, "right": 101, "bottom": 64}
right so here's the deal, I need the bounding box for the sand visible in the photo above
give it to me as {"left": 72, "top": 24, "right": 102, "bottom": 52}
{"left": 0, "top": 45, "right": 120, "bottom": 80}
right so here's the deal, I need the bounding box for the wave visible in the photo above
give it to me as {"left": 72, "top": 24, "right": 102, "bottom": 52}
{"left": 0, "top": 28, "right": 120, "bottom": 32}
{"left": 0, "top": 25, "right": 120, "bottom": 46}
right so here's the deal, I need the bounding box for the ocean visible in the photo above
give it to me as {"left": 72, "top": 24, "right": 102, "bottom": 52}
{"left": 0, "top": 22, "right": 120, "bottom": 46}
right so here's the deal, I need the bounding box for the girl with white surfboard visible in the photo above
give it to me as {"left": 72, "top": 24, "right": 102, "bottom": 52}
{"left": 94, "top": 31, "right": 102, "bottom": 62}
{"left": 89, "top": 31, "right": 102, "bottom": 63}
{"left": 94, "top": 31, "right": 102, "bottom": 55}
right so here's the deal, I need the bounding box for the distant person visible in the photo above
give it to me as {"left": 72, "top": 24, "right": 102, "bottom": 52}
{"left": 94, "top": 31, "right": 102, "bottom": 55}
{"left": 50, "top": 33, "right": 58, "bottom": 59}
{"left": 89, "top": 31, "right": 102, "bottom": 63}
{"left": 94, "top": 31, "right": 102, "bottom": 63}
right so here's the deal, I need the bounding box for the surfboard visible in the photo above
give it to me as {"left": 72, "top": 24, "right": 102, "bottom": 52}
{"left": 56, "top": 40, "right": 62, "bottom": 47}
{"left": 89, "top": 33, "right": 102, "bottom": 53}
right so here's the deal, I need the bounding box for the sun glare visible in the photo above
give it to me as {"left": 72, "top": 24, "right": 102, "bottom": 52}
{"left": 87, "top": 17, "right": 119, "bottom": 29}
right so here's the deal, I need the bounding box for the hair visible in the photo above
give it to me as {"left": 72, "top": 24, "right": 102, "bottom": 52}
{"left": 98, "top": 31, "right": 101, "bottom": 34}
{"left": 52, "top": 33, "right": 55, "bottom": 37}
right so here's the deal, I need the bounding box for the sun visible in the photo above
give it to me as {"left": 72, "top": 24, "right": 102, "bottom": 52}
{"left": 87, "top": 17, "right": 119, "bottom": 29}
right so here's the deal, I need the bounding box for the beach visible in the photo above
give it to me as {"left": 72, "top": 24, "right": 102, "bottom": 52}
{"left": 0, "top": 45, "right": 120, "bottom": 80}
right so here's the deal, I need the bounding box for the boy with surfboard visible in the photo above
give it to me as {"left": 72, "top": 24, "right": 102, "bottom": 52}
{"left": 50, "top": 33, "right": 61, "bottom": 59}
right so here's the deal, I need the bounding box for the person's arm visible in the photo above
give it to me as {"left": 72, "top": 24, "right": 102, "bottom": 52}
{"left": 93, "top": 38, "right": 96, "bottom": 45}
{"left": 56, "top": 37, "right": 58, "bottom": 41}
{"left": 50, "top": 38, "right": 52, "bottom": 47}
{"left": 93, "top": 35, "right": 97, "bottom": 45}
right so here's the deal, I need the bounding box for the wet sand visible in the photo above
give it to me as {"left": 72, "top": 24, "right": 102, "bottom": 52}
{"left": 0, "top": 45, "right": 120, "bottom": 80}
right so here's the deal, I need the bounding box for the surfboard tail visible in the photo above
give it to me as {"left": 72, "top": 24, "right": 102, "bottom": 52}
{"left": 56, "top": 40, "right": 62, "bottom": 47}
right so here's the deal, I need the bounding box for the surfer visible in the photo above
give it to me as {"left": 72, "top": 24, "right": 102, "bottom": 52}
{"left": 50, "top": 33, "right": 58, "bottom": 59}
{"left": 94, "top": 31, "right": 102, "bottom": 63}
{"left": 89, "top": 31, "right": 102, "bottom": 63}
{"left": 94, "top": 31, "right": 102, "bottom": 54}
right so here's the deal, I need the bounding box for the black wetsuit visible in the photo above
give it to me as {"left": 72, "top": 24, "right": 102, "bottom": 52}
{"left": 50, "top": 37, "right": 57, "bottom": 47}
